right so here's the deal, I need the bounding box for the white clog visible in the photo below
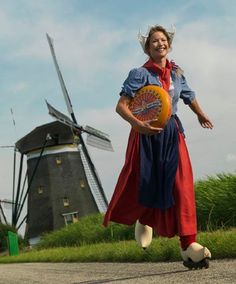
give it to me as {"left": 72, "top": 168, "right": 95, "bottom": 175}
{"left": 181, "top": 242, "right": 211, "bottom": 269}
{"left": 135, "top": 220, "right": 153, "bottom": 249}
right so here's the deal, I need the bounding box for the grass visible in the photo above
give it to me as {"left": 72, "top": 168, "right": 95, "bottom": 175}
{"left": 0, "top": 228, "right": 235, "bottom": 263}
{"left": 195, "top": 173, "right": 236, "bottom": 230}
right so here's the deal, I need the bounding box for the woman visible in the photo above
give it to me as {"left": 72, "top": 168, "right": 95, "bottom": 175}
{"left": 103, "top": 25, "right": 213, "bottom": 269}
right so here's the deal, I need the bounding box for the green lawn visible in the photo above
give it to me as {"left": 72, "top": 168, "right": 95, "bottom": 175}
{"left": 0, "top": 228, "right": 235, "bottom": 263}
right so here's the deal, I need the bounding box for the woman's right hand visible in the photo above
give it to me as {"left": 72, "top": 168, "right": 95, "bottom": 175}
{"left": 116, "top": 95, "right": 163, "bottom": 135}
{"left": 131, "top": 119, "right": 163, "bottom": 135}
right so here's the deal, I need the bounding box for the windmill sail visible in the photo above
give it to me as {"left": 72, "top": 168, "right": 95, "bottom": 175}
{"left": 46, "top": 33, "right": 76, "bottom": 123}
{"left": 79, "top": 145, "right": 108, "bottom": 212}
{"left": 46, "top": 100, "right": 78, "bottom": 129}
{"left": 84, "top": 126, "right": 114, "bottom": 152}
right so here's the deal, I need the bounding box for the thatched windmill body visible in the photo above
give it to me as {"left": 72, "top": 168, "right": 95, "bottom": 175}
{"left": 12, "top": 34, "right": 113, "bottom": 244}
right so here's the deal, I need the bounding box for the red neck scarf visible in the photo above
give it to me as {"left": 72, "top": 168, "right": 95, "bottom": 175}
{"left": 143, "top": 59, "right": 173, "bottom": 91}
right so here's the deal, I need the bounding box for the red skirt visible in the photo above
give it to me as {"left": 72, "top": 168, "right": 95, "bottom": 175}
{"left": 103, "top": 128, "right": 197, "bottom": 238}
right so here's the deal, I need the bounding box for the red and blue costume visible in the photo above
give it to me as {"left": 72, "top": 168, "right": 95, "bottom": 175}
{"left": 104, "top": 59, "right": 197, "bottom": 243}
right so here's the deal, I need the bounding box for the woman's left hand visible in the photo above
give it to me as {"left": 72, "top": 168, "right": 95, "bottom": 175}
{"left": 197, "top": 114, "right": 214, "bottom": 129}
{"left": 189, "top": 99, "right": 214, "bottom": 129}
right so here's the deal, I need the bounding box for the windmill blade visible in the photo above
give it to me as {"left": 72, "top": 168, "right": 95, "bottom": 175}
{"left": 79, "top": 144, "right": 108, "bottom": 212}
{"left": 85, "top": 126, "right": 114, "bottom": 151}
{"left": 46, "top": 33, "right": 77, "bottom": 123}
{"left": 46, "top": 100, "right": 79, "bottom": 130}
{"left": 86, "top": 134, "right": 114, "bottom": 151}
{"left": 84, "top": 125, "right": 110, "bottom": 139}
{"left": 46, "top": 101, "right": 113, "bottom": 151}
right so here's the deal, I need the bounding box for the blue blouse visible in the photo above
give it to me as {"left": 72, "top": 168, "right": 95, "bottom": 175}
{"left": 120, "top": 67, "right": 196, "bottom": 115}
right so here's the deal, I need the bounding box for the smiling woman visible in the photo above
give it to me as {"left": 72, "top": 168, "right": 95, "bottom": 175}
{"left": 103, "top": 24, "right": 214, "bottom": 270}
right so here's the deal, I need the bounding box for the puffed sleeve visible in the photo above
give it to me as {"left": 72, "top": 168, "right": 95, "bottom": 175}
{"left": 120, "top": 68, "right": 147, "bottom": 98}
{"left": 180, "top": 75, "right": 196, "bottom": 105}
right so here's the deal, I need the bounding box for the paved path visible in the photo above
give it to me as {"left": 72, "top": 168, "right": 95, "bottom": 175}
{"left": 0, "top": 259, "right": 235, "bottom": 283}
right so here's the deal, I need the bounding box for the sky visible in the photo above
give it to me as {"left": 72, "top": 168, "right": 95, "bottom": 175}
{"left": 0, "top": 0, "right": 236, "bottom": 228}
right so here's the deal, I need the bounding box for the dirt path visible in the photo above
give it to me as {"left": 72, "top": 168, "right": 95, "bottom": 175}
{"left": 0, "top": 259, "right": 235, "bottom": 283}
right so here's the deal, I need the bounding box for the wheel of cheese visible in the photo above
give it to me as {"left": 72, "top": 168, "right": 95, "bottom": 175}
{"left": 129, "top": 85, "right": 172, "bottom": 128}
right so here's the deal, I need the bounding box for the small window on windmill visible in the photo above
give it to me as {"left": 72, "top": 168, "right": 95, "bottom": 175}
{"left": 38, "top": 186, "right": 44, "bottom": 194}
{"left": 80, "top": 179, "right": 86, "bottom": 189}
{"left": 56, "top": 157, "right": 62, "bottom": 165}
{"left": 63, "top": 212, "right": 79, "bottom": 226}
{"left": 63, "top": 197, "right": 69, "bottom": 207}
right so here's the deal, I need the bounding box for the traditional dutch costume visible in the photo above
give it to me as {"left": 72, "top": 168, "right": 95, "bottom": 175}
{"left": 103, "top": 59, "right": 197, "bottom": 238}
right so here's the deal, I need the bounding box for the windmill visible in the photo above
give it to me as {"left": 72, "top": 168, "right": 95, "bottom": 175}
{"left": 12, "top": 34, "right": 113, "bottom": 244}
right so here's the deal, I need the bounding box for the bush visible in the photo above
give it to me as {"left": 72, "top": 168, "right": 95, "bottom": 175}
{"left": 195, "top": 173, "right": 236, "bottom": 230}
{"left": 37, "top": 213, "right": 134, "bottom": 249}
{"left": 0, "top": 224, "right": 17, "bottom": 252}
